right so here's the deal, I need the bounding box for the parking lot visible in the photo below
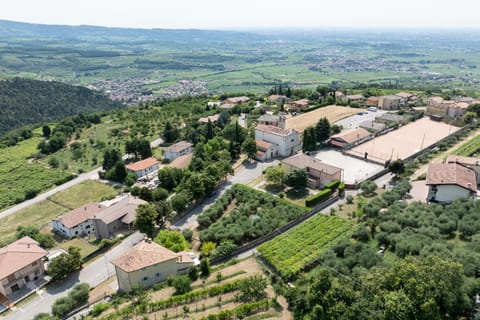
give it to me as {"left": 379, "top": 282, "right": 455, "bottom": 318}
{"left": 314, "top": 149, "right": 384, "bottom": 185}
{"left": 334, "top": 109, "right": 388, "bottom": 129}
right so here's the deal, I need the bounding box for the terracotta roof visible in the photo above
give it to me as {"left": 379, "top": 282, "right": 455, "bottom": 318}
{"left": 452, "top": 102, "right": 469, "bottom": 109}
{"left": 282, "top": 154, "right": 342, "bottom": 175}
{"left": 219, "top": 103, "right": 235, "bottom": 109}
{"left": 256, "top": 140, "right": 276, "bottom": 150}
{"left": 426, "top": 163, "right": 477, "bottom": 192}
{"left": 256, "top": 124, "right": 292, "bottom": 137}
{"left": 126, "top": 157, "right": 158, "bottom": 172}
{"left": 55, "top": 203, "right": 105, "bottom": 229}
{"left": 395, "top": 92, "right": 414, "bottom": 98}
{"left": 289, "top": 99, "right": 310, "bottom": 107}
{"left": 429, "top": 96, "right": 444, "bottom": 105}
{"left": 198, "top": 114, "right": 220, "bottom": 123}
{"left": 345, "top": 94, "right": 364, "bottom": 100}
{"left": 268, "top": 95, "right": 289, "bottom": 102}
{"left": 163, "top": 141, "right": 193, "bottom": 153}
{"left": 330, "top": 128, "right": 371, "bottom": 144}
{"left": 258, "top": 114, "right": 280, "bottom": 123}
{"left": 367, "top": 96, "right": 379, "bottom": 102}
{"left": 446, "top": 155, "right": 480, "bottom": 166}
{"left": 0, "top": 237, "right": 48, "bottom": 280}
{"left": 382, "top": 95, "right": 402, "bottom": 101}
{"left": 111, "top": 239, "right": 182, "bottom": 272}
{"left": 93, "top": 197, "right": 146, "bottom": 225}
{"left": 226, "top": 96, "right": 250, "bottom": 104}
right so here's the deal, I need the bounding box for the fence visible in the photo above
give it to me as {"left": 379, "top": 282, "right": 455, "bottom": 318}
{"left": 211, "top": 196, "right": 339, "bottom": 265}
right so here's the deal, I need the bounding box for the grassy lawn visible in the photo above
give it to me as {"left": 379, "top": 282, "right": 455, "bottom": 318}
{"left": 48, "top": 180, "right": 120, "bottom": 209}
{"left": 0, "top": 200, "right": 67, "bottom": 246}
{"left": 57, "top": 237, "right": 100, "bottom": 258}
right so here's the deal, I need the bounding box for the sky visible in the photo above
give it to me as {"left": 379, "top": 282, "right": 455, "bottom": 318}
{"left": 2, "top": 0, "right": 480, "bottom": 30}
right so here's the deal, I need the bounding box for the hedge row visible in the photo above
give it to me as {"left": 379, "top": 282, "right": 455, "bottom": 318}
{"left": 305, "top": 188, "right": 333, "bottom": 207}
{"left": 199, "top": 299, "right": 270, "bottom": 320}
{"left": 325, "top": 179, "right": 341, "bottom": 190}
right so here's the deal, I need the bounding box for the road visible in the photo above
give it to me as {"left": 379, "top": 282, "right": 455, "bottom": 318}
{"left": 4, "top": 232, "right": 144, "bottom": 320}
{"left": 0, "top": 138, "right": 163, "bottom": 221}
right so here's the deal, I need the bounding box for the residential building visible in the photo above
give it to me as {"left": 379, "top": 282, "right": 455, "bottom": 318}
{"left": 126, "top": 157, "right": 159, "bottom": 179}
{"left": 52, "top": 203, "right": 105, "bottom": 239}
{"left": 0, "top": 237, "right": 47, "bottom": 297}
{"left": 198, "top": 114, "right": 219, "bottom": 124}
{"left": 359, "top": 120, "right": 386, "bottom": 132}
{"left": 268, "top": 95, "right": 291, "bottom": 104}
{"left": 255, "top": 124, "right": 301, "bottom": 158}
{"left": 426, "top": 163, "right": 477, "bottom": 203}
{"left": 111, "top": 238, "right": 193, "bottom": 292}
{"left": 340, "top": 94, "right": 364, "bottom": 104}
{"left": 282, "top": 154, "right": 343, "bottom": 189}
{"left": 255, "top": 140, "right": 279, "bottom": 161}
{"left": 163, "top": 141, "right": 193, "bottom": 161}
{"left": 366, "top": 96, "right": 379, "bottom": 107}
{"left": 207, "top": 101, "right": 221, "bottom": 107}
{"left": 447, "top": 102, "right": 469, "bottom": 118}
{"left": 287, "top": 99, "right": 310, "bottom": 112}
{"left": 446, "top": 155, "right": 480, "bottom": 185}
{"left": 257, "top": 113, "right": 286, "bottom": 129}
{"left": 167, "top": 153, "right": 193, "bottom": 169}
{"left": 91, "top": 196, "right": 147, "bottom": 239}
{"left": 375, "top": 113, "right": 405, "bottom": 124}
{"left": 219, "top": 103, "right": 235, "bottom": 110}
{"left": 330, "top": 128, "right": 371, "bottom": 148}
{"left": 395, "top": 92, "right": 417, "bottom": 105}
{"left": 378, "top": 95, "right": 402, "bottom": 110}
{"left": 225, "top": 96, "right": 250, "bottom": 105}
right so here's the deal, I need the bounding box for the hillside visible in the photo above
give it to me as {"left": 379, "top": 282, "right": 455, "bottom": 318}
{"left": 0, "top": 77, "right": 122, "bottom": 135}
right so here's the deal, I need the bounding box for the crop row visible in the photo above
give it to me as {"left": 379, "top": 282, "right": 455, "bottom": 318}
{"left": 258, "top": 214, "right": 352, "bottom": 278}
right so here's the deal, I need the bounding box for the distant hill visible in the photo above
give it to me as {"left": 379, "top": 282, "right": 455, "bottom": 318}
{"left": 0, "top": 19, "right": 266, "bottom": 44}
{"left": 0, "top": 77, "right": 122, "bottom": 135}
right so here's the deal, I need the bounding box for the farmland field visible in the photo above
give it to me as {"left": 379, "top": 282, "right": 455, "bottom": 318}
{"left": 258, "top": 214, "right": 353, "bottom": 278}
{"left": 451, "top": 133, "right": 480, "bottom": 157}
{"left": 285, "top": 105, "right": 358, "bottom": 132}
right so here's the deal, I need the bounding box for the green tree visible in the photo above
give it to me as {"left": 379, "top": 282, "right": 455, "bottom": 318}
{"left": 33, "top": 313, "right": 58, "bottom": 320}
{"left": 125, "top": 172, "right": 138, "bottom": 187}
{"left": 170, "top": 192, "right": 190, "bottom": 213}
{"left": 68, "top": 283, "right": 89, "bottom": 306}
{"left": 216, "top": 110, "right": 231, "bottom": 129}
{"left": 168, "top": 275, "right": 192, "bottom": 295}
{"left": 360, "top": 180, "right": 377, "bottom": 197}
{"left": 302, "top": 126, "right": 317, "bottom": 152}
{"left": 126, "top": 138, "right": 152, "bottom": 160}
{"left": 51, "top": 297, "right": 73, "bottom": 318}
{"left": 157, "top": 167, "right": 183, "bottom": 192}
{"left": 154, "top": 230, "right": 189, "bottom": 252}
{"left": 205, "top": 120, "right": 215, "bottom": 140}
{"left": 284, "top": 168, "right": 308, "bottom": 189}
{"left": 135, "top": 204, "right": 158, "bottom": 237}
{"left": 200, "top": 258, "right": 211, "bottom": 278}
{"left": 265, "top": 165, "right": 285, "bottom": 186}
{"left": 47, "top": 246, "right": 82, "bottom": 281}
{"left": 388, "top": 159, "right": 405, "bottom": 177}
{"left": 463, "top": 111, "right": 477, "bottom": 124}
{"left": 201, "top": 241, "right": 217, "bottom": 257}
{"left": 315, "top": 117, "right": 331, "bottom": 143}
{"left": 102, "top": 148, "right": 122, "bottom": 171}
{"left": 42, "top": 125, "right": 51, "bottom": 138}
{"left": 239, "top": 275, "right": 267, "bottom": 302}
{"left": 243, "top": 137, "right": 257, "bottom": 161}
{"left": 162, "top": 121, "right": 179, "bottom": 143}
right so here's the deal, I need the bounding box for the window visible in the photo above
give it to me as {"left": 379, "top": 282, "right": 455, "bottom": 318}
{"left": 156, "top": 273, "right": 161, "bottom": 277}
{"left": 85, "top": 225, "right": 90, "bottom": 229}
{"left": 143, "top": 277, "right": 148, "bottom": 281}
{"left": 31, "top": 261, "right": 37, "bottom": 267}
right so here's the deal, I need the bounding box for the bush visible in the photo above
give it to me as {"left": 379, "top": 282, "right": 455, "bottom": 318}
{"left": 51, "top": 297, "right": 74, "bottom": 318}
{"left": 91, "top": 302, "right": 109, "bottom": 317}
{"left": 168, "top": 275, "right": 192, "bottom": 295}
{"left": 182, "top": 228, "right": 193, "bottom": 242}
{"left": 325, "top": 180, "right": 341, "bottom": 190}
{"left": 346, "top": 194, "right": 354, "bottom": 204}
{"left": 305, "top": 188, "right": 333, "bottom": 207}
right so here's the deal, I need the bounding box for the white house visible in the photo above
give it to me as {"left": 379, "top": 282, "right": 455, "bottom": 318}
{"left": 446, "top": 154, "right": 480, "bottom": 185}
{"left": 52, "top": 203, "right": 105, "bottom": 239}
{"left": 426, "top": 163, "right": 477, "bottom": 203}
{"left": 255, "top": 124, "right": 301, "bottom": 158}
{"left": 163, "top": 141, "right": 194, "bottom": 161}
{"left": 126, "top": 157, "right": 159, "bottom": 178}
{"left": 256, "top": 140, "right": 279, "bottom": 161}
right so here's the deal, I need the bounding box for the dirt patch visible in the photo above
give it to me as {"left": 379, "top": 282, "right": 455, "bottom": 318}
{"left": 286, "top": 105, "right": 358, "bottom": 132}
{"left": 89, "top": 276, "right": 118, "bottom": 304}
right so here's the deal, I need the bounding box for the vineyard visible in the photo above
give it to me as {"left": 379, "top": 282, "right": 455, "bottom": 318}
{"left": 258, "top": 214, "right": 353, "bottom": 278}
{"left": 199, "top": 184, "right": 309, "bottom": 246}
{"left": 452, "top": 134, "right": 480, "bottom": 157}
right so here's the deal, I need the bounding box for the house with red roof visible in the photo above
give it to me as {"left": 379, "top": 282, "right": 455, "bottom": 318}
{"left": 0, "top": 237, "right": 48, "bottom": 298}
{"left": 426, "top": 163, "right": 477, "bottom": 203}
{"left": 52, "top": 203, "right": 105, "bottom": 239}
{"left": 126, "top": 157, "right": 159, "bottom": 178}
{"left": 255, "top": 124, "right": 301, "bottom": 160}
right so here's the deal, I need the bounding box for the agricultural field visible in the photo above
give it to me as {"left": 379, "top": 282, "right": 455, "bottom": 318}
{"left": 0, "top": 180, "right": 119, "bottom": 246}
{"left": 0, "top": 136, "right": 71, "bottom": 210}
{"left": 198, "top": 184, "right": 309, "bottom": 246}
{"left": 258, "top": 214, "right": 353, "bottom": 278}
{"left": 451, "top": 133, "right": 480, "bottom": 157}
{"left": 87, "top": 258, "right": 290, "bottom": 320}
{"left": 285, "top": 105, "right": 358, "bottom": 132}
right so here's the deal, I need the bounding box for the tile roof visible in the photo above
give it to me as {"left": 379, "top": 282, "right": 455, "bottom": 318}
{"left": 163, "top": 141, "right": 193, "bottom": 153}
{"left": 256, "top": 140, "right": 276, "bottom": 150}
{"left": 111, "top": 239, "right": 185, "bottom": 272}
{"left": 167, "top": 153, "right": 193, "bottom": 169}
{"left": 258, "top": 114, "right": 280, "bottom": 123}
{"left": 395, "top": 92, "right": 414, "bottom": 98}
{"left": 345, "top": 94, "right": 364, "bottom": 100}
{"left": 126, "top": 157, "right": 158, "bottom": 172}
{"left": 226, "top": 96, "right": 250, "bottom": 104}
{"left": 330, "top": 128, "right": 371, "bottom": 144}
{"left": 55, "top": 203, "right": 105, "bottom": 229}
{"left": 256, "top": 124, "right": 292, "bottom": 137}
{"left": 382, "top": 95, "right": 402, "bottom": 101}
{"left": 426, "top": 163, "right": 477, "bottom": 192}
{"left": 93, "top": 196, "right": 147, "bottom": 225}
{"left": 198, "top": 114, "right": 220, "bottom": 123}
{"left": 282, "top": 154, "right": 342, "bottom": 175}
{"left": 0, "top": 237, "right": 48, "bottom": 280}
{"left": 446, "top": 155, "right": 480, "bottom": 166}
{"left": 359, "top": 120, "right": 386, "bottom": 131}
